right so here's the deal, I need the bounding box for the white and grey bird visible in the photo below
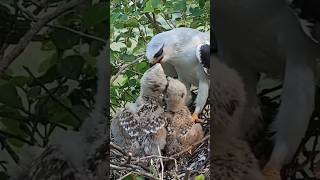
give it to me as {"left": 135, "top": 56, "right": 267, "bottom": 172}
{"left": 163, "top": 77, "right": 204, "bottom": 156}
{"left": 146, "top": 27, "right": 210, "bottom": 122}
{"left": 111, "top": 63, "right": 168, "bottom": 156}
{"left": 215, "top": 0, "right": 320, "bottom": 179}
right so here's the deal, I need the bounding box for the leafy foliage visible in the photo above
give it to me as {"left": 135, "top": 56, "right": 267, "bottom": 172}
{"left": 0, "top": 0, "right": 108, "bottom": 177}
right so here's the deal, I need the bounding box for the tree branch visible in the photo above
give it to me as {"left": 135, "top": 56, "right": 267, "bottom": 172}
{"left": 111, "top": 55, "right": 145, "bottom": 84}
{"left": 23, "top": 66, "right": 83, "bottom": 125}
{"left": 145, "top": 12, "right": 162, "bottom": 33}
{"left": 46, "top": 24, "right": 107, "bottom": 43}
{"left": 0, "top": 0, "right": 86, "bottom": 77}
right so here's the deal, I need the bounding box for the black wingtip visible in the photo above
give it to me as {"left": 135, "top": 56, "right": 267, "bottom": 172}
{"left": 199, "top": 44, "right": 210, "bottom": 69}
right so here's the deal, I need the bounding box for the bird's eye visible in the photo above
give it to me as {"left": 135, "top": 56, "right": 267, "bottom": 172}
{"left": 180, "top": 93, "right": 185, "bottom": 98}
{"left": 154, "top": 48, "right": 163, "bottom": 58}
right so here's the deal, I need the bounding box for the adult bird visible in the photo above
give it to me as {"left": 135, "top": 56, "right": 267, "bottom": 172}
{"left": 215, "top": 0, "right": 320, "bottom": 179}
{"left": 146, "top": 27, "right": 210, "bottom": 122}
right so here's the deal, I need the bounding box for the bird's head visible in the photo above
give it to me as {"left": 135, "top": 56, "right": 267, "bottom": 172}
{"left": 164, "top": 77, "right": 187, "bottom": 112}
{"left": 146, "top": 41, "right": 166, "bottom": 65}
{"left": 140, "top": 63, "right": 168, "bottom": 97}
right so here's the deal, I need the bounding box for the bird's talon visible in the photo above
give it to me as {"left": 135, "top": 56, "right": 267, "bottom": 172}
{"left": 262, "top": 167, "right": 282, "bottom": 180}
{"left": 191, "top": 113, "right": 203, "bottom": 123}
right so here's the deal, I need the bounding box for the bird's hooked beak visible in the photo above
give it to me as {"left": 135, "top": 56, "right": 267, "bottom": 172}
{"left": 150, "top": 56, "right": 164, "bottom": 67}
{"left": 149, "top": 44, "right": 164, "bottom": 67}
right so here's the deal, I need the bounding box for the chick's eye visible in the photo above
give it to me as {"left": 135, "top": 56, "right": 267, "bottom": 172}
{"left": 180, "top": 93, "right": 185, "bottom": 98}
{"left": 154, "top": 48, "right": 163, "bottom": 58}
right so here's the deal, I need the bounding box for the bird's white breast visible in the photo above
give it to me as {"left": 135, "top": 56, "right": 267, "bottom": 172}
{"left": 169, "top": 38, "right": 208, "bottom": 84}
{"left": 170, "top": 52, "right": 207, "bottom": 85}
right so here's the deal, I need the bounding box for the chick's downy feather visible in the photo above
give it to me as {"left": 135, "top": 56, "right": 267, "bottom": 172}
{"left": 164, "top": 77, "right": 204, "bottom": 155}
{"left": 111, "top": 64, "right": 168, "bottom": 156}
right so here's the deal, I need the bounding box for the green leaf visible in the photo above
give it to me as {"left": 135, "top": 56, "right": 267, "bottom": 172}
{"left": 50, "top": 111, "right": 79, "bottom": 127}
{"left": 173, "top": 0, "right": 187, "bottom": 12}
{"left": 41, "top": 40, "right": 55, "bottom": 51}
{"left": 57, "top": 55, "right": 85, "bottom": 80}
{"left": 136, "top": 62, "right": 148, "bottom": 72}
{"left": 190, "top": 7, "right": 201, "bottom": 17}
{"left": 1, "top": 117, "right": 27, "bottom": 147}
{"left": 10, "top": 76, "right": 29, "bottom": 88}
{"left": 143, "top": 0, "right": 154, "bottom": 12}
{"left": 38, "top": 53, "right": 58, "bottom": 73}
{"left": 152, "top": 0, "right": 160, "bottom": 8}
{"left": 82, "top": 2, "right": 108, "bottom": 28}
{"left": 0, "top": 80, "right": 22, "bottom": 108}
{"left": 136, "top": 176, "right": 145, "bottom": 180}
{"left": 34, "top": 98, "right": 48, "bottom": 120}
{"left": 126, "top": 19, "right": 139, "bottom": 27}
{"left": 50, "top": 29, "right": 80, "bottom": 50}
{"left": 0, "top": 106, "right": 26, "bottom": 121}
{"left": 195, "top": 174, "right": 205, "bottom": 180}
{"left": 48, "top": 101, "right": 79, "bottom": 128}
{"left": 199, "top": 0, "right": 206, "bottom": 7}
{"left": 28, "top": 86, "right": 42, "bottom": 99}
{"left": 30, "top": 65, "right": 61, "bottom": 85}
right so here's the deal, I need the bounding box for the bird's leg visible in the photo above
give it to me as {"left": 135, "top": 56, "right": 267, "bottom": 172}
{"left": 263, "top": 24, "right": 316, "bottom": 180}
{"left": 262, "top": 162, "right": 282, "bottom": 180}
{"left": 192, "top": 80, "right": 209, "bottom": 123}
{"left": 191, "top": 113, "right": 200, "bottom": 123}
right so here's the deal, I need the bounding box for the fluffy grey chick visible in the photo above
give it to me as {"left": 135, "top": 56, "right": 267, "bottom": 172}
{"left": 111, "top": 63, "right": 168, "bottom": 156}
{"left": 212, "top": 58, "right": 265, "bottom": 180}
{"left": 164, "top": 77, "right": 204, "bottom": 156}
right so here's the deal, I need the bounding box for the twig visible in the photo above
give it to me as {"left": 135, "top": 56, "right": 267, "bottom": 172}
{"left": 111, "top": 55, "right": 144, "bottom": 84}
{"left": 138, "top": 155, "right": 178, "bottom": 173}
{"left": 110, "top": 164, "right": 155, "bottom": 179}
{"left": 145, "top": 12, "right": 162, "bottom": 33}
{"left": 0, "top": 161, "right": 8, "bottom": 172}
{"left": 0, "top": 129, "right": 34, "bottom": 145}
{"left": 30, "top": 0, "right": 42, "bottom": 7}
{"left": 110, "top": 142, "right": 130, "bottom": 156}
{"left": 183, "top": 169, "right": 191, "bottom": 180}
{"left": 23, "top": 66, "right": 82, "bottom": 124}
{"left": 17, "top": 1, "right": 39, "bottom": 21}
{"left": 0, "top": 0, "right": 86, "bottom": 77}
{"left": 46, "top": 24, "right": 107, "bottom": 43}
{"left": 0, "top": 44, "right": 9, "bottom": 61}
{"left": 160, "top": 13, "right": 174, "bottom": 29}
{"left": 170, "top": 135, "right": 210, "bottom": 158}
{"left": 158, "top": 146, "right": 164, "bottom": 180}
{"left": 0, "top": 134, "right": 20, "bottom": 163}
